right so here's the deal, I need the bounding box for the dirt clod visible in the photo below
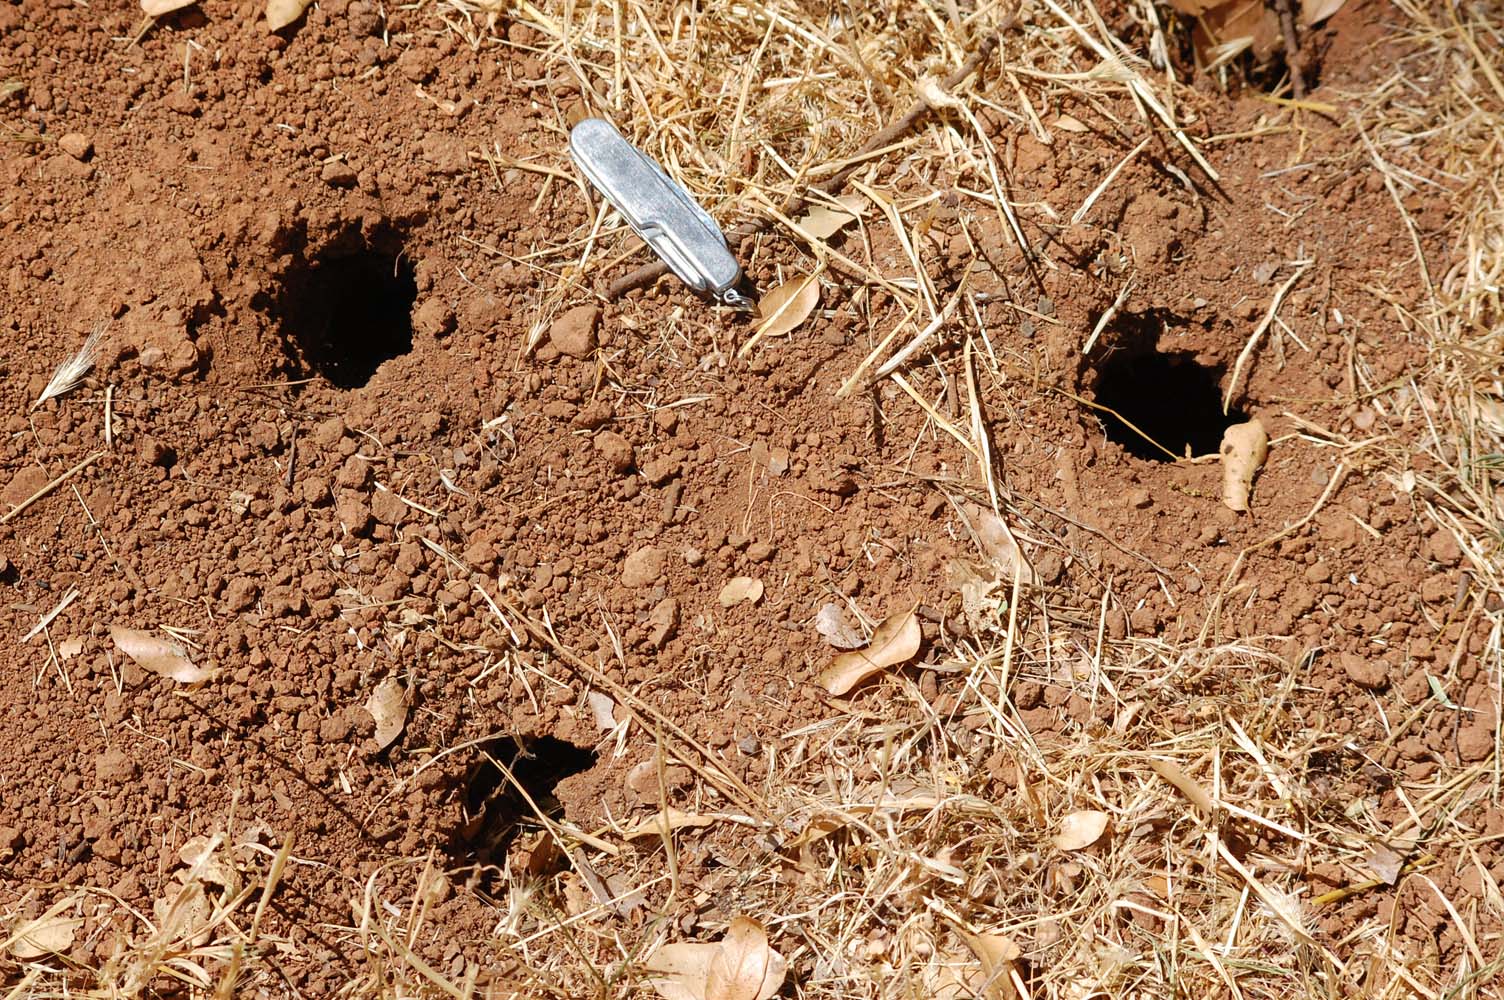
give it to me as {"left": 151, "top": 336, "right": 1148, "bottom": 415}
{"left": 622, "top": 546, "right": 665, "bottom": 588}
{"left": 548, "top": 305, "right": 600, "bottom": 358}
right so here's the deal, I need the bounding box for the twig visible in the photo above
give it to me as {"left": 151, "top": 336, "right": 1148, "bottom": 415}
{"left": 604, "top": 32, "right": 1004, "bottom": 301}
{"left": 1271, "top": 0, "right": 1307, "bottom": 99}
{"left": 0, "top": 452, "right": 105, "bottom": 524}
{"left": 1224, "top": 261, "right": 1312, "bottom": 412}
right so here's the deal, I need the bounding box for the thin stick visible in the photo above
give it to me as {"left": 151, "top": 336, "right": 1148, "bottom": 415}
{"left": 604, "top": 33, "right": 1003, "bottom": 300}
{"left": 0, "top": 452, "right": 104, "bottom": 525}
{"left": 1083, "top": 275, "right": 1136, "bottom": 354}
{"left": 1223, "top": 262, "right": 1311, "bottom": 412}
{"left": 22, "top": 587, "right": 79, "bottom": 643}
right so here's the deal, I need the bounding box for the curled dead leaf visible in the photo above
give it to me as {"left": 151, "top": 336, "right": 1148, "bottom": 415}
{"left": 110, "top": 626, "right": 213, "bottom": 685}
{"left": 718, "top": 577, "right": 764, "bottom": 608}
{"left": 265, "top": 0, "right": 311, "bottom": 30}
{"left": 1148, "top": 758, "right": 1216, "bottom": 815}
{"left": 1052, "top": 810, "right": 1110, "bottom": 851}
{"left": 1220, "top": 419, "right": 1269, "bottom": 511}
{"left": 141, "top": 0, "right": 196, "bottom": 15}
{"left": 645, "top": 916, "right": 786, "bottom": 1000}
{"left": 364, "top": 676, "right": 408, "bottom": 750}
{"left": 817, "top": 609, "right": 922, "bottom": 696}
{"left": 754, "top": 274, "right": 819, "bottom": 339}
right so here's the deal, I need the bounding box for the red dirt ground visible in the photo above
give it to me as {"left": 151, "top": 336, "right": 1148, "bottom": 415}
{"left": 1, "top": 0, "right": 1496, "bottom": 993}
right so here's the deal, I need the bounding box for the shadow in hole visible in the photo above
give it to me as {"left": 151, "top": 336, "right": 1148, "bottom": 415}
{"left": 1093, "top": 349, "right": 1248, "bottom": 461}
{"left": 271, "top": 231, "right": 416, "bottom": 389}
{"left": 450, "top": 736, "right": 598, "bottom": 872}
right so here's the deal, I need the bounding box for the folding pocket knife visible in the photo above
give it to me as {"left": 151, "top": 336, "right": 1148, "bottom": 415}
{"left": 569, "top": 117, "right": 754, "bottom": 309}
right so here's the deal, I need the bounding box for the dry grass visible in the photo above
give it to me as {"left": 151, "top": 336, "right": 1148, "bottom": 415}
{"left": 5, "top": 1, "right": 1503, "bottom": 998}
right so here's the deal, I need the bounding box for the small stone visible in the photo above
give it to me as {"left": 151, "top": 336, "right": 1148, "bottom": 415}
{"left": 1458, "top": 724, "right": 1494, "bottom": 762}
{"left": 682, "top": 547, "right": 704, "bottom": 567}
{"left": 412, "top": 297, "right": 455, "bottom": 338}
{"left": 1340, "top": 652, "right": 1388, "bottom": 690}
{"left": 163, "top": 90, "right": 196, "bottom": 115}
{"left": 321, "top": 160, "right": 357, "bottom": 187}
{"left": 647, "top": 597, "right": 679, "bottom": 648}
{"left": 1304, "top": 561, "right": 1333, "bottom": 584}
{"left": 370, "top": 488, "right": 406, "bottom": 526}
{"left": 640, "top": 456, "right": 678, "bottom": 486}
{"left": 621, "top": 546, "right": 664, "bottom": 588}
{"left": 336, "top": 455, "right": 371, "bottom": 489}
{"left": 1124, "top": 487, "right": 1152, "bottom": 509}
{"left": 95, "top": 747, "right": 137, "bottom": 784}
{"left": 548, "top": 304, "right": 600, "bottom": 359}
{"left": 58, "top": 132, "right": 92, "bottom": 161}
{"left": 594, "top": 430, "right": 635, "bottom": 474}
{"left": 746, "top": 541, "right": 775, "bottom": 563}
{"left": 224, "top": 577, "right": 260, "bottom": 612}
{"left": 311, "top": 416, "right": 347, "bottom": 449}
{"left": 139, "top": 436, "right": 175, "bottom": 467}
{"left": 335, "top": 493, "right": 373, "bottom": 536}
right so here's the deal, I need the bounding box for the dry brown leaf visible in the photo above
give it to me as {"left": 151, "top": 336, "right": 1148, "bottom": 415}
{"left": 7, "top": 911, "right": 81, "bottom": 960}
{"left": 264, "top": 0, "right": 311, "bottom": 30}
{"left": 754, "top": 274, "right": 819, "bottom": 339}
{"left": 958, "top": 930, "right": 1021, "bottom": 1000}
{"left": 1300, "top": 0, "right": 1347, "bottom": 24}
{"left": 1053, "top": 114, "right": 1089, "bottom": 132}
{"left": 1367, "top": 845, "right": 1404, "bottom": 885}
{"left": 1052, "top": 810, "right": 1109, "bottom": 850}
{"left": 178, "top": 835, "right": 237, "bottom": 888}
{"left": 1220, "top": 419, "right": 1269, "bottom": 511}
{"left": 814, "top": 603, "right": 864, "bottom": 649}
{"left": 718, "top": 577, "right": 764, "bottom": 608}
{"left": 622, "top": 808, "right": 721, "bottom": 840}
{"left": 1149, "top": 758, "right": 1216, "bottom": 814}
{"left": 57, "top": 636, "right": 85, "bottom": 659}
{"left": 141, "top": 0, "right": 196, "bottom": 15}
{"left": 817, "top": 609, "right": 922, "bottom": 696}
{"left": 796, "top": 195, "right": 864, "bottom": 240}
{"left": 110, "top": 626, "right": 212, "bottom": 685}
{"left": 645, "top": 917, "right": 786, "bottom": 1000}
{"left": 365, "top": 676, "right": 408, "bottom": 750}
{"left": 965, "top": 503, "right": 1040, "bottom": 586}
{"left": 706, "top": 917, "right": 781, "bottom": 1000}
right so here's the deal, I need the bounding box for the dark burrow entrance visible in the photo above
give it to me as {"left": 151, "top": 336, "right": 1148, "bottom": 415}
{"left": 1092, "top": 348, "right": 1249, "bottom": 461}
{"left": 274, "top": 230, "right": 417, "bottom": 389}
{"left": 449, "top": 736, "right": 597, "bottom": 871}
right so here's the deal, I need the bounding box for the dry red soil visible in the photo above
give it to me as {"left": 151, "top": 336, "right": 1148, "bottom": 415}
{"left": 0, "top": 0, "right": 1497, "bottom": 993}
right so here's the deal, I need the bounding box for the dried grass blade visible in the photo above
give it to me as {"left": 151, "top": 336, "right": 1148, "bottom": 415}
{"left": 34, "top": 323, "right": 104, "bottom": 409}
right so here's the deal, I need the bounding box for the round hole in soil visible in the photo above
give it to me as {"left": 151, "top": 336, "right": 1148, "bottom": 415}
{"left": 279, "top": 241, "right": 417, "bottom": 389}
{"left": 1092, "top": 349, "right": 1248, "bottom": 461}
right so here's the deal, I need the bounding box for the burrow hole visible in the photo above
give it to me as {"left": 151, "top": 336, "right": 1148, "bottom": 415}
{"left": 451, "top": 736, "right": 597, "bottom": 867}
{"left": 1092, "top": 347, "right": 1248, "bottom": 462}
{"left": 276, "top": 230, "right": 417, "bottom": 389}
